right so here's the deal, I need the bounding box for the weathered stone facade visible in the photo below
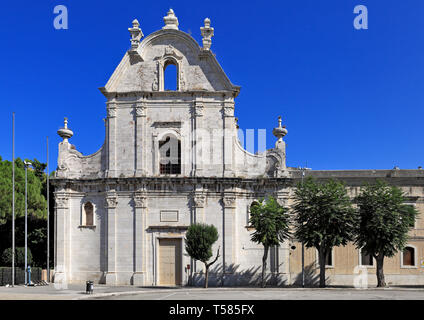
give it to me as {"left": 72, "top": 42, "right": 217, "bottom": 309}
{"left": 52, "top": 10, "right": 424, "bottom": 286}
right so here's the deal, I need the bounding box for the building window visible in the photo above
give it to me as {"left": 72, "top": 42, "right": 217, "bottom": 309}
{"left": 164, "top": 60, "right": 177, "bottom": 91}
{"left": 159, "top": 135, "right": 181, "bottom": 174}
{"left": 360, "top": 250, "right": 374, "bottom": 266}
{"left": 402, "top": 246, "right": 415, "bottom": 266}
{"left": 316, "top": 249, "right": 333, "bottom": 267}
{"left": 83, "top": 202, "right": 94, "bottom": 226}
{"left": 325, "top": 250, "right": 333, "bottom": 267}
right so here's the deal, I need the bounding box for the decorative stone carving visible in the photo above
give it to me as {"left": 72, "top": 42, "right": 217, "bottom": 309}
{"left": 193, "top": 193, "right": 206, "bottom": 208}
{"left": 200, "top": 18, "right": 214, "bottom": 50}
{"left": 55, "top": 196, "right": 69, "bottom": 209}
{"left": 272, "top": 116, "right": 288, "bottom": 150}
{"left": 163, "top": 9, "right": 179, "bottom": 30}
{"left": 135, "top": 104, "right": 146, "bottom": 117}
{"left": 128, "top": 19, "right": 143, "bottom": 51}
{"left": 223, "top": 195, "right": 236, "bottom": 208}
{"left": 107, "top": 107, "right": 117, "bottom": 118}
{"left": 222, "top": 105, "right": 234, "bottom": 117}
{"left": 152, "top": 62, "right": 159, "bottom": 91}
{"left": 134, "top": 193, "right": 147, "bottom": 208}
{"left": 105, "top": 195, "right": 118, "bottom": 208}
{"left": 194, "top": 103, "right": 204, "bottom": 117}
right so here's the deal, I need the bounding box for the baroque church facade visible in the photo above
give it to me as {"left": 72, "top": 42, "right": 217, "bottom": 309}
{"left": 52, "top": 10, "right": 424, "bottom": 286}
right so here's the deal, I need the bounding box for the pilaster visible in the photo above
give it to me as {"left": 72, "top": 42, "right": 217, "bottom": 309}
{"left": 105, "top": 191, "right": 118, "bottom": 285}
{"left": 133, "top": 191, "right": 147, "bottom": 286}
{"left": 54, "top": 192, "right": 69, "bottom": 284}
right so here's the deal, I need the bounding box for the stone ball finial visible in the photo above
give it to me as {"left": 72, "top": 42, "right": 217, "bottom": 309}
{"left": 204, "top": 18, "right": 211, "bottom": 28}
{"left": 163, "top": 8, "right": 179, "bottom": 30}
{"left": 57, "top": 117, "right": 74, "bottom": 142}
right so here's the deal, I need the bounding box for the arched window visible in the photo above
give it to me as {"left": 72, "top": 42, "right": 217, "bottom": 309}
{"left": 159, "top": 135, "right": 181, "bottom": 174}
{"left": 83, "top": 202, "right": 94, "bottom": 226}
{"left": 402, "top": 246, "right": 415, "bottom": 266}
{"left": 164, "top": 60, "right": 177, "bottom": 91}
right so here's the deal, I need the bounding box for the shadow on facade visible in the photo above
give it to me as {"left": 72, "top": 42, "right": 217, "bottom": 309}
{"left": 291, "top": 263, "right": 330, "bottom": 287}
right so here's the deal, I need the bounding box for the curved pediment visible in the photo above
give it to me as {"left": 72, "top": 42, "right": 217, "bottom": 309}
{"left": 103, "top": 27, "right": 240, "bottom": 96}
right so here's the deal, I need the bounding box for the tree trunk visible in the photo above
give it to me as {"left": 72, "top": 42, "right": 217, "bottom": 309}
{"left": 318, "top": 248, "right": 327, "bottom": 288}
{"left": 376, "top": 255, "right": 386, "bottom": 288}
{"left": 204, "top": 264, "right": 209, "bottom": 288}
{"left": 262, "top": 245, "right": 269, "bottom": 288}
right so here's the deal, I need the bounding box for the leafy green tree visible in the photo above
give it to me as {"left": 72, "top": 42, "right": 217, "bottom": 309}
{"left": 292, "top": 178, "right": 357, "bottom": 288}
{"left": 355, "top": 180, "right": 418, "bottom": 287}
{"left": 0, "top": 157, "right": 47, "bottom": 224}
{"left": 1, "top": 247, "right": 32, "bottom": 267}
{"left": 185, "top": 223, "right": 220, "bottom": 288}
{"left": 249, "top": 196, "right": 290, "bottom": 287}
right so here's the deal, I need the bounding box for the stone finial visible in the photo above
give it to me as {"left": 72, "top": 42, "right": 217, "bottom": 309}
{"left": 57, "top": 117, "right": 74, "bottom": 142}
{"left": 163, "top": 9, "right": 179, "bottom": 30}
{"left": 200, "top": 18, "right": 214, "bottom": 50}
{"left": 272, "top": 116, "right": 287, "bottom": 149}
{"left": 128, "top": 18, "right": 143, "bottom": 50}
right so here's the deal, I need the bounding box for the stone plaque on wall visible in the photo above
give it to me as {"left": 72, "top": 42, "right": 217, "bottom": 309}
{"left": 160, "top": 210, "right": 179, "bottom": 222}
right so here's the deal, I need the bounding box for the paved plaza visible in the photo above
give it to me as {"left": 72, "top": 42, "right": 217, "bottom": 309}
{"left": 0, "top": 284, "right": 423, "bottom": 300}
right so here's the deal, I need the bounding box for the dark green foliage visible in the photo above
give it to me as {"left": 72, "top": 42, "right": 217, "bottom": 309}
{"left": 249, "top": 196, "right": 290, "bottom": 287}
{"left": 185, "top": 223, "right": 218, "bottom": 263}
{"left": 355, "top": 180, "right": 419, "bottom": 287}
{"left": 249, "top": 196, "right": 290, "bottom": 247}
{"left": 292, "top": 178, "right": 357, "bottom": 287}
{"left": 185, "top": 223, "right": 220, "bottom": 288}
{"left": 0, "top": 156, "right": 52, "bottom": 268}
{"left": 0, "top": 157, "right": 47, "bottom": 224}
{"left": 1, "top": 247, "right": 32, "bottom": 267}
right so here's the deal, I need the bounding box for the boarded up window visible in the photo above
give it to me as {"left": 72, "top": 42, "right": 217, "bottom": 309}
{"left": 403, "top": 247, "right": 415, "bottom": 266}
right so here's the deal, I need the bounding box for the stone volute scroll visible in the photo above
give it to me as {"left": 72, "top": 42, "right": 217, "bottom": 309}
{"left": 200, "top": 18, "right": 214, "bottom": 50}
{"left": 223, "top": 195, "right": 236, "bottom": 208}
{"left": 134, "top": 192, "right": 147, "bottom": 208}
{"left": 105, "top": 194, "right": 118, "bottom": 209}
{"left": 193, "top": 193, "right": 206, "bottom": 208}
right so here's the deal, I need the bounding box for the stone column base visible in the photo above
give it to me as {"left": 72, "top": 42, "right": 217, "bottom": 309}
{"left": 105, "top": 272, "right": 117, "bottom": 285}
{"left": 53, "top": 272, "right": 66, "bottom": 284}
{"left": 133, "top": 272, "right": 146, "bottom": 286}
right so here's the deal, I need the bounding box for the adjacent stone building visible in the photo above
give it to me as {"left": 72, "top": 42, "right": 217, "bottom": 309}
{"left": 52, "top": 10, "right": 424, "bottom": 287}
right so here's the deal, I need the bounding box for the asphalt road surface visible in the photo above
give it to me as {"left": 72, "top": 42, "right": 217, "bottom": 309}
{"left": 92, "top": 287, "right": 424, "bottom": 300}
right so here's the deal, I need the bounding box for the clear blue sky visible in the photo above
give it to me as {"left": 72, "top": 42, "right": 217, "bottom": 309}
{"left": 1, "top": 0, "right": 423, "bottom": 171}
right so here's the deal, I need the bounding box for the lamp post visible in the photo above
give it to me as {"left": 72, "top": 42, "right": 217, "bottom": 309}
{"left": 24, "top": 160, "right": 31, "bottom": 286}
{"left": 300, "top": 166, "right": 311, "bottom": 288}
{"left": 12, "top": 112, "right": 15, "bottom": 287}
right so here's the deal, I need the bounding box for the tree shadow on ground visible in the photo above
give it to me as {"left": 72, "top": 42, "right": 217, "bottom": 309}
{"left": 189, "top": 263, "right": 288, "bottom": 287}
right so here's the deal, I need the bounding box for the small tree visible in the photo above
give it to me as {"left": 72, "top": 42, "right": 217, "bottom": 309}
{"left": 185, "top": 223, "right": 220, "bottom": 288}
{"left": 355, "top": 180, "right": 418, "bottom": 287}
{"left": 249, "top": 196, "right": 290, "bottom": 288}
{"left": 293, "top": 178, "right": 357, "bottom": 288}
